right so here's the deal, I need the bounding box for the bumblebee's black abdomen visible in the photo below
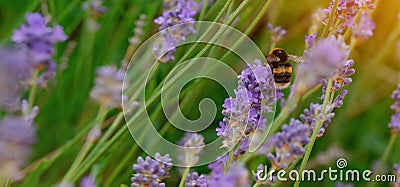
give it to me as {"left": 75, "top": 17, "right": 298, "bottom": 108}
{"left": 271, "top": 64, "right": 292, "bottom": 89}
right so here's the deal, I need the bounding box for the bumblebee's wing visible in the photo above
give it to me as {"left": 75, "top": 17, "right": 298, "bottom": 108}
{"left": 288, "top": 55, "right": 304, "bottom": 64}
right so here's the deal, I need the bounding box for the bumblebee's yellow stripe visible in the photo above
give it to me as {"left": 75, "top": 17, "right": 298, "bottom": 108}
{"left": 273, "top": 67, "right": 292, "bottom": 74}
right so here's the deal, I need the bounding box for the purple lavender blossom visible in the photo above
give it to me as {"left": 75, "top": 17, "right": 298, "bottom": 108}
{"left": 82, "top": 0, "right": 108, "bottom": 16}
{"left": 185, "top": 172, "right": 208, "bottom": 187}
{"left": 216, "top": 88, "right": 251, "bottom": 148}
{"left": 21, "top": 100, "right": 39, "bottom": 124}
{"left": 153, "top": 0, "right": 199, "bottom": 62}
{"left": 267, "top": 23, "right": 287, "bottom": 46}
{"left": 11, "top": 12, "right": 67, "bottom": 86}
{"left": 0, "top": 46, "right": 32, "bottom": 112}
{"left": 352, "top": 12, "right": 376, "bottom": 41}
{"left": 128, "top": 14, "right": 147, "bottom": 46}
{"left": 80, "top": 175, "right": 97, "bottom": 187}
{"left": 392, "top": 163, "right": 400, "bottom": 185}
{"left": 305, "top": 33, "right": 317, "bottom": 48}
{"left": 390, "top": 85, "right": 400, "bottom": 113}
{"left": 300, "top": 103, "right": 335, "bottom": 137}
{"left": 295, "top": 35, "right": 349, "bottom": 94}
{"left": 90, "top": 65, "right": 126, "bottom": 108}
{"left": 207, "top": 155, "right": 228, "bottom": 181}
{"left": 0, "top": 116, "right": 37, "bottom": 180}
{"left": 267, "top": 119, "right": 310, "bottom": 169}
{"left": 177, "top": 133, "right": 205, "bottom": 166}
{"left": 209, "top": 164, "right": 250, "bottom": 187}
{"left": 389, "top": 85, "right": 400, "bottom": 134}
{"left": 131, "top": 153, "right": 172, "bottom": 187}
{"left": 216, "top": 59, "right": 275, "bottom": 160}
{"left": 324, "top": 0, "right": 375, "bottom": 35}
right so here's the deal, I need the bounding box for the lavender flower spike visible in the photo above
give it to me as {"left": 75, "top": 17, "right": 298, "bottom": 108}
{"left": 185, "top": 172, "right": 208, "bottom": 187}
{"left": 389, "top": 85, "right": 400, "bottom": 134}
{"left": 177, "top": 133, "right": 205, "bottom": 166}
{"left": 131, "top": 153, "right": 172, "bottom": 187}
{"left": 267, "top": 119, "right": 310, "bottom": 170}
{"left": 0, "top": 46, "right": 31, "bottom": 112}
{"left": 11, "top": 12, "right": 67, "bottom": 86}
{"left": 209, "top": 163, "right": 250, "bottom": 187}
{"left": 153, "top": 0, "right": 199, "bottom": 62}
{"left": 0, "top": 116, "right": 37, "bottom": 180}
{"left": 295, "top": 35, "right": 349, "bottom": 94}
{"left": 90, "top": 65, "right": 126, "bottom": 108}
{"left": 80, "top": 175, "right": 97, "bottom": 187}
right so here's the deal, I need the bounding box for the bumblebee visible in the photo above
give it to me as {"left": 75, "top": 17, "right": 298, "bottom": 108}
{"left": 266, "top": 48, "right": 303, "bottom": 89}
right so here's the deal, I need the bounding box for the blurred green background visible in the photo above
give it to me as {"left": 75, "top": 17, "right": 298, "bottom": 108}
{"left": 0, "top": 0, "right": 399, "bottom": 186}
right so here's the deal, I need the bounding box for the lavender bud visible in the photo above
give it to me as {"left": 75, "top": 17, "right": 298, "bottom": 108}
{"left": 267, "top": 23, "right": 287, "bottom": 45}
{"left": 90, "top": 65, "right": 126, "bottom": 108}
{"left": 0, "top": 116, "right": 36, "bottom": 180}
{"left": 11, "top": 12, "right": 67, "bottom": 86}
{"left": 392, "top": 163, "right": 400, "bottom": 186}
{"left": 209, "top": 163, "right": 250, "bottom": 187}
{"left": 389, "top": 84, "right": 400, "bottom": 134}
{"left": 295, "top": 35, "right": 349, "bottom": 94}
{"left": 185, "top": 172, "right": 208, "bottom": 187}
{"left": 153, "top": 0, "right": 199, "bottom": 62}
{"left": 177, "top": 133, "right": 205, "bottom": 166}
{"left": 267, "top": 119, "right": 310, "bottom": 170}
{"left": 131, "top": 153, "right": 172, "bottom": 187}
{"left": 80, "top": 175, "right": 97, "bottom": 187}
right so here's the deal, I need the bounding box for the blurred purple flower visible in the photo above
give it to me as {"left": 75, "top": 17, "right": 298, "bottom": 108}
{"left": 185, "top": 172, "right": 208, "bottom": 187}
{"left": 153, "top": 0, "right": 199, "bottom": 62}
{"left": 208, "top": 155, "right": 227, "bottom": 181}
{"left": 209, "top": 163, "right": 250, "bottom": 187}
{"left": 267, "top": 23, "right": 287, "bottom": 46}
{"left": 390, "top": 85, "right": 400, "bottom": 113}
{"left": 392, "top": 163, "right": 400, "bottom": 185}
{"left": 90, "top": 65, "right": 126, "bottom": 108}
{"left": 352, "top": 12, "right": 376, "bottom": 41}
{"left": 131, "top": 153, "right": 172, "bottom": 187}
{"left": 267, "top": 119, "right": 310, "bottom": 169}
{"left": 0, "top": 115, "right": 36, "bottom": 180}
{"left": 0, "top": 46, "right": 32, "bottom": 112}
{"left": 11, "top": 12, "right": 67, "bottom": 86}
{"left": 295, "top": 35, "right": 349, "bottom": 94}
{"left": 305, "top": 32, "right": 317, "bottom": 48}
{"left": 177, "top": 133, "right": 205, "bottom": 166}
{"left": 389, "top": 85, "right": 400, "bottom": 134}
{"left": 128, "top": 14, "right": 147, "bottom": 46}
{"left": 82, "top": 0, "right": 107, "bottom": 15}
{"left": 80, "top": 175, "right": 97, "bottom": 187}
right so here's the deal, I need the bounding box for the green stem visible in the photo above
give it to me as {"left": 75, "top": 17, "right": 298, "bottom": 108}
{"left": 220, "top": 0, "right": 273, "bottom": 62}
{"left": 198, "top": 0, "right": 209, "bottom": 21}
{"left": 62, "top": 105, "right": 107, "bottom": 182}
{"left": 178, "top": 167, "right": 191, "bottom": 187}
{"left": 321, "top": 0, "right": 339, "bottom": 37}
{"left": 378, "top": 134, "right": 398, "bottom": 174}
{"left": 28, "top": 70, "right": 39, "bottom": 110}
{"left": 103, "top": 143, "right": 138, "bottom": 186}
{"left": 294, "top": 79, "right": 333, "bottom": 187}
{"left": 268, "top": 94, "right": 301, "bottom": 139}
